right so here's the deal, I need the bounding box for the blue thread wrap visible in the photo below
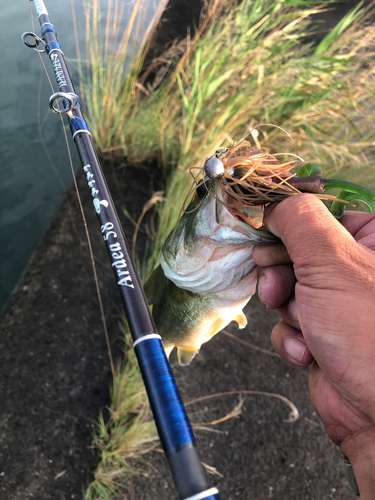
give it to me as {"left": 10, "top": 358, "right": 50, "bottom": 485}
{"left": 41, "top": 23, "right": 56, "bottom": 36}
{"left": 45, "top": 41, "right": 62, "bottom": 54}
{"left": 134, "top": 338, "right": 195, "bottom": 452}
{"left": 70, "top": 117, "right": 89, "bottom": 137}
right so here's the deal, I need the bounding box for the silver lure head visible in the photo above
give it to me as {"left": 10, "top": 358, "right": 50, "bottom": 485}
{"left": 204, "top": 156, "right": 225, "bottom": 179}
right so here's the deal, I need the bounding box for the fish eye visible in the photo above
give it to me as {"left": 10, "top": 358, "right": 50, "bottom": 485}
{"left": 196, "top": 178, "right": 212, "bottom": 198}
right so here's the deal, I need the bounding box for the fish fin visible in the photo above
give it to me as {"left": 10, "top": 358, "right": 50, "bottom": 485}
{"left": 233, "top": 312, "right": 247, "bottom": 329}
{"left": 177, "top": 346, "right": 200, "bottom": 366}
{"left": 206, "top": 318, "right": 227, "bottom": 339}
{"left": 164, "top": 346, "right": 174, "bottom": 359}
{"left": 143, "top": 265, "right": 160, "bottom": 305}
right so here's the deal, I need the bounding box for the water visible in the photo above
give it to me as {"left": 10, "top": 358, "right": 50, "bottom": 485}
{"left": 0, "top": 0, "right": 162, "bottom": 310}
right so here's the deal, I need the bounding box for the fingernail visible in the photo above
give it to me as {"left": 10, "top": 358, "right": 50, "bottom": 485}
{"left": 284, "top": 337, "right": 308, "bottom": 364}
{"left": 289, "top": 299, "right": 299, "bottom": 323}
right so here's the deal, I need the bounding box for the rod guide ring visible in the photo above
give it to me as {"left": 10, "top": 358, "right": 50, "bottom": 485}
{"left": 49, "top": 92, "right": 79, "bottom": 114}
{"left": 21, "top": 32, "right": 46, "bottom": 53}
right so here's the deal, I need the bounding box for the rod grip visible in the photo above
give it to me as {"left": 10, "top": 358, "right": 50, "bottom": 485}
{"left": 167, "top": 444, "right": 219, "bottom": 499}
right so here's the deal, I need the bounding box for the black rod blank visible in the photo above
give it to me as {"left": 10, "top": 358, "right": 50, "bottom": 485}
{"left": 23, "top": 2, "right": 221, "bottom": 499}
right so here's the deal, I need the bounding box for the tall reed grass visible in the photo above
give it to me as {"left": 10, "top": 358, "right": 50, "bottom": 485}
{"left": 81, "top": 0, "right": 375, "bottom": 497}
{"left": 75, "top": 0, "right": 168, "bottom": 152}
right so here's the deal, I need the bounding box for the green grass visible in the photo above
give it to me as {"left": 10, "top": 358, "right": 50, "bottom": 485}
{"left": 85, "top": 331, "right": 158, "bottom": 500}
{"left": 80, "top": 0, "right": 375, "bottom": 497}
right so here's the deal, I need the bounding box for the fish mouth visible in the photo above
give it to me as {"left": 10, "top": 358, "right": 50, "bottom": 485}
{"left": 218, "top": 186, "right": 265, "bottom": 230}
{"left": 227, "top": 204, "right": 265, "bottom": 229}
{"left": 211, "top": 185, "right": 279, "bottom": 243}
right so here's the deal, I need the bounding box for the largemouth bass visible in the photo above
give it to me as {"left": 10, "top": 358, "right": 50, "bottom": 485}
{"left": 145, "top": 178, "right": 278, "bottom": 365}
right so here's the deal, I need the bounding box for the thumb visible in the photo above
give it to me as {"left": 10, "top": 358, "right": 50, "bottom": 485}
{"left": 262, "top": 194, "right": 354, "bottom": 271}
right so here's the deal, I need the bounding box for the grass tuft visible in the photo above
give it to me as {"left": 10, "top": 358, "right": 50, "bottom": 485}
{"left": 85, "top": 331, "right": 158, "bottom": 500}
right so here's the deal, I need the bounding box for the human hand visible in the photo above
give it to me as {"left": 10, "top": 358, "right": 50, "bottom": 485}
{"left": 252, "top": 194, "right": 375, "bottom": 499}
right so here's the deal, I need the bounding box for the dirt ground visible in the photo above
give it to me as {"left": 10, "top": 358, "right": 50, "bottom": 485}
{"left": 0, "top": 1, "right": 364, "bottom": 499}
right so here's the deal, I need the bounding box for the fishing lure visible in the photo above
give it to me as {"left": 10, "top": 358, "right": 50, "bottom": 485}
{"left": 207, "top": 140, "right": 375, "bottom": 221}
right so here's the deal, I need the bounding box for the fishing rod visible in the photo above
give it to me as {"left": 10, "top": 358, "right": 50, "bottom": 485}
{"left": 22, "top": 1, "right": 221, "bottom": 499}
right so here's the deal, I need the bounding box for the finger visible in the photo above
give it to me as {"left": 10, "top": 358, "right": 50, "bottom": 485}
{"left": 340, "top": 211, "right": 375, "bottom": 238}
{"left": 341, "top": 211, "right": 375, "bottom": 250}
{"left": 271, "top": 320, "right": 314, "bottom": 367}
{"left": 309, "top": 362, "right": 331, "bottom": 417}
{"left": 276, "top": 297, "right": 301, "bottom": 330}
{"left": 253, "top": 243, "right": 291, "bottom": 267}
{"left": 257, "top": 265, "right": 295, "bottom": 309}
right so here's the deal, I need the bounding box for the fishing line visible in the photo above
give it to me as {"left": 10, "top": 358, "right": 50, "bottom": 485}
{"left": 59, "top": 103, "right": 116, "bottom": 377}
{"left": 190, "top": 396, "right": 244, "bottom": 430}
{"left": 32, "top": 2, "right": 79, "bottom": 212}
{"left": 70, "top": 0, "right": 85, "bottom": 105}
{"left": 36, "top": 70, "right": 84, "bottom": 243}
{"left": 251, "top": 122, "right": 298, "bottom": 154}
{"left": 30, "top": 5, "right": 115, "bottom": 377}
{"left": 32, "top": 3, "right": 88, "bottom": 243}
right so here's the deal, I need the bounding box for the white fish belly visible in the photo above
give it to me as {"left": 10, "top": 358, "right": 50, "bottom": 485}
{"left": 187, "top": 267, "right": 258, "bottom": 348}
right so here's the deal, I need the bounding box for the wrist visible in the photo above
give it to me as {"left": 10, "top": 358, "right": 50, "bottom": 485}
{"left": 341, "top": 431, "right": 375, "bottom": 499}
